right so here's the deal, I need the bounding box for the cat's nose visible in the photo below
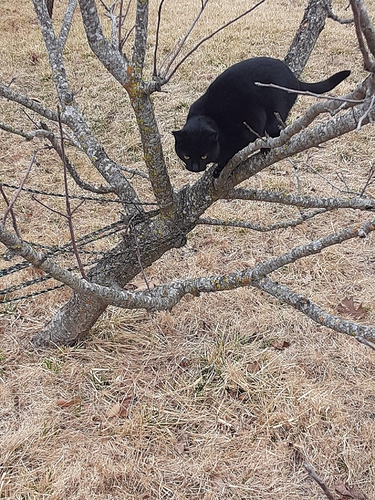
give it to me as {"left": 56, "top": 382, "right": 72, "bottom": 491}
{"left": 190, "top": 163, "right": 205, "bottom": 172}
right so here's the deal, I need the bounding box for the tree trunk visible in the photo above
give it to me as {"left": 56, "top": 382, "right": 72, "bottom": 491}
{"left": 31, "top": 216, "right": 188, "bottom": 346}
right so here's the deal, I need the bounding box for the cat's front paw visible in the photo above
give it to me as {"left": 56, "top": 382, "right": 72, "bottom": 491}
{"left": 213, "top": 165, "right": 223, "bottom": 178}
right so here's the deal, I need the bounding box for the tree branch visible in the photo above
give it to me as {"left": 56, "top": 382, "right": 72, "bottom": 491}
{"left": 0, "top": 186, "right": 20, "bottom": 238}
{"left": 58, "top": 107, "right": 86, "bottom": 279}
{"left": 32, "top": 0, "right": 143, "bottom": 215}
{"left": 0, "top": 83, "right": 60, "bottom": 123}
{"left": 255, "top": 276, "right": 375, "bottom": 341}
{"left": 78, "top": 0, "right": 130, "bottom": 82}
{"left": 215, "top": 83, "right": 366, "bottom": 189}
{"left": 351, "top": 0, "right": 375, "bottom": 63}
{"left": 40, "top": 123, "right": 116, "bottom": 195}
{"left": 304, "top": 462, "right": 335, "bottom": 500}
{"left": 57, "top": 0, "right": 78, "bottom": 50}
{"left": 132, "top": 0, "right": 149, "bottom": 73}
{"left": 156, "top": 0, "right": 209, "bottom": 79}
{"left": 0, "top": 122, "right": 54, "bottom": 141}
{"left": 350, "top": 0, "right": 375, "bottom": 72}
{"left": 285, "top": 0, "right": 331, "bottom": 77}
{"left": 227, "top": 188, "right": 375, "bottom": 211}
{"left": 221, "top": 83, "right": 374, "bottom": 190}
{"left": 198, "top": 209, "right": 328, "bottom": 232}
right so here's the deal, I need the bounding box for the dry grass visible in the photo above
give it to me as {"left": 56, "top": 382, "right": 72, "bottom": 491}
{"left": 1, "top": 0, "right": 375, "bottom": 498}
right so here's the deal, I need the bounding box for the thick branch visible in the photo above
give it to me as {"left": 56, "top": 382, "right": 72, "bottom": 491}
{"left": 132, "top": 0, "right": 149, "bottom": 73}
{"left": 57, "top": 0, "right": 78, "bottom": 49}
{"left": 78, "top": 0, "right": 130, "bottom": 83}
{"left": 126, "top": 90, "right": 175, "bottom": 214}
{"left": 224, "top": 85, "right": 374, "bottom": 190}
{"left": 227, "top": 188, "right": 375, "bottom": 211}
{"left": 0, "top": 83, "right": 60, "bottom": 122}
{"left": 255, "top": 276, "right": 375, "bottom": 341}
{"left": 215, "top": 83, "right": 365, "bottom": 189}
{"left": 285, "top": 0, "right": 331, "bottom": 77}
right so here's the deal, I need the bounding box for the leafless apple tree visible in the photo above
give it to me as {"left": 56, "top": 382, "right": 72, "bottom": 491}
{"left": 0, "top": 0, "right": 375, "bottom": 347}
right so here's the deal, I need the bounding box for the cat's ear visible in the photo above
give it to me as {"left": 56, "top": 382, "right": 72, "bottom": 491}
{"left": 207, "top": 130, "right": 218, "bottom": 142}
{"left": 172, "top": 130, "right": 184, "bottom": 141}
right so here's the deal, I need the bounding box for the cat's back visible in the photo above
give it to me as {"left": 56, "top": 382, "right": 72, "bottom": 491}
{"left": 188, "top": 57, "right": 298, "bottom": 119}
{"left": 208, "top": 57, "right": 297, "bottom": 96}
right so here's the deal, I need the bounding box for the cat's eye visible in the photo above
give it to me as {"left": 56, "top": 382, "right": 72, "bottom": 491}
{"left": 183, "top": 155, "right": 190, "bottom": 160}
{"left": 201, "top": 154, "right": 208, "bottom": 160}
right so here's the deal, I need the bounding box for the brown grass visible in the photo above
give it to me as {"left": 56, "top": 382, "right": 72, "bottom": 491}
{"left": 1, "top": 0, "right": 375, "bottom": 498}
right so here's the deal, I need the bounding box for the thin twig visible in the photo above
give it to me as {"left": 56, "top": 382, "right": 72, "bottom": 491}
{"left": 304, "top": 462, "right": 335, "bottom": 500}
{"left": 255, "top": 81, "right": 363, "bottom": 103}
{"left": 356, "top": 335, "right": 375, "bottom": 350}
{"left": 159, "top": 0, "right": 209, "bottom": 78}
{"left": 356, "top": 94, "right": 375, "bottom": 130}
{"left": 118, "top": 0, "right": 123, "bottom": 49}
{"left": 31, "top": 194, "right": 66, "bottom": 217}
{"left": 0, "top": 186, "right": 20, "bottom": 237}
{"left": 243, "top": 121, "right": 264, "bottom": 140}
{"left": 327, "top": 6, "right": 353, "bottom": 24}
{"left": 40, "top": 122, "right": 116, "bottom": 195}
{"left": 99, "top": 0, "right": 119, "bottom": 47}
{"left": 153, "top": 0, "right": 167, "bottom": 77}
{"left": 57, "top": 106, "right": 87, "bottom": 280}
{"left": 198, "top": 208, "right": 327, "bottom": 232}
{"left": 163, "top": 0, "right": 266, "bottom": 83}
{"left": 118, "top": 0, "right": 132, "bottom": 50}
{"left": 129, "top": 221, "right": 150, "bottom": 290}
{"left": 359, "top": 162, "right": 375, "bottom": 196}
{"left": 2, "top": 151, "right": 37, "bottom": 226}
{"left": 0, "top": 122, "right": 54, "bottom": 141}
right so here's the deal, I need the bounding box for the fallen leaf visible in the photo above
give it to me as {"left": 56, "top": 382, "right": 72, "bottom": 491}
{"left": 241, "top": 259, "right": 256, "bottom": 268}
{"left": 337, "top": 296, "right": 367, "bottom": 320}
{"left": 212, "top": 474, "right": 226, "bottom": 494}
{"left": 57, "top": 398, "right": 81, "bottom": 408}
{"left": 247, "top": 361, "right": 261, "bottom": 373}
{"left": 335, "top": 481, "right": 368, "bottom": 499}
{"left": 272, "top": 340, "right": 290, "bottom": 351}
{"left": 127, "top": 276, "right": 160, "bottom": 291}
{"left": 106, "top": 402, "right": 121, "bottom": 418}
{"left": 174, "top": 434, "right": 188, "bottom": 454}
{"left": 106, "top": 397, "right": 132, "bottom": 419}
{"left": 30, "top": 53, "right": 39, "bottom": 64}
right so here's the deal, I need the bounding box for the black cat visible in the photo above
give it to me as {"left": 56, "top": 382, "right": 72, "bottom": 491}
{"left": 173, "top": 57, "right": 350, "bottom": 177}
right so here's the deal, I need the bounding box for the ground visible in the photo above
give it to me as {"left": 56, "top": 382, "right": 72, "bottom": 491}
{"left": 0, "top": 0, "right": 374, "bottom": 499}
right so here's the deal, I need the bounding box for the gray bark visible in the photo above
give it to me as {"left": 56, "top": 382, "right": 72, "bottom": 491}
{"left": 284, "top": 0, "right": 331, "bottom": 77}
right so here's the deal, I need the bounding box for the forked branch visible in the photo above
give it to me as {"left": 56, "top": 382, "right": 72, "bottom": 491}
{"left": 161, "top": 0, "right": 266, "bottom": 84}
{"left": 350, "top": 0, "right": 375, "bottom": 71}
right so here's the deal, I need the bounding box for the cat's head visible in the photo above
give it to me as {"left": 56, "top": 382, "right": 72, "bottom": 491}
{"left": 173, "top": 116, "right": 220, "bottom": 173}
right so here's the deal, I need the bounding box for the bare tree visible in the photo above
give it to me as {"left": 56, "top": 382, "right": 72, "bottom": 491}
{"left": 0, "top": 0, "right": 374, "bottom": 347}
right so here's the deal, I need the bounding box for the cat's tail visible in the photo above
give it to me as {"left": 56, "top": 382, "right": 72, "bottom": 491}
{"left": 298, "top": 70, "right": 350, "bottom": 94}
